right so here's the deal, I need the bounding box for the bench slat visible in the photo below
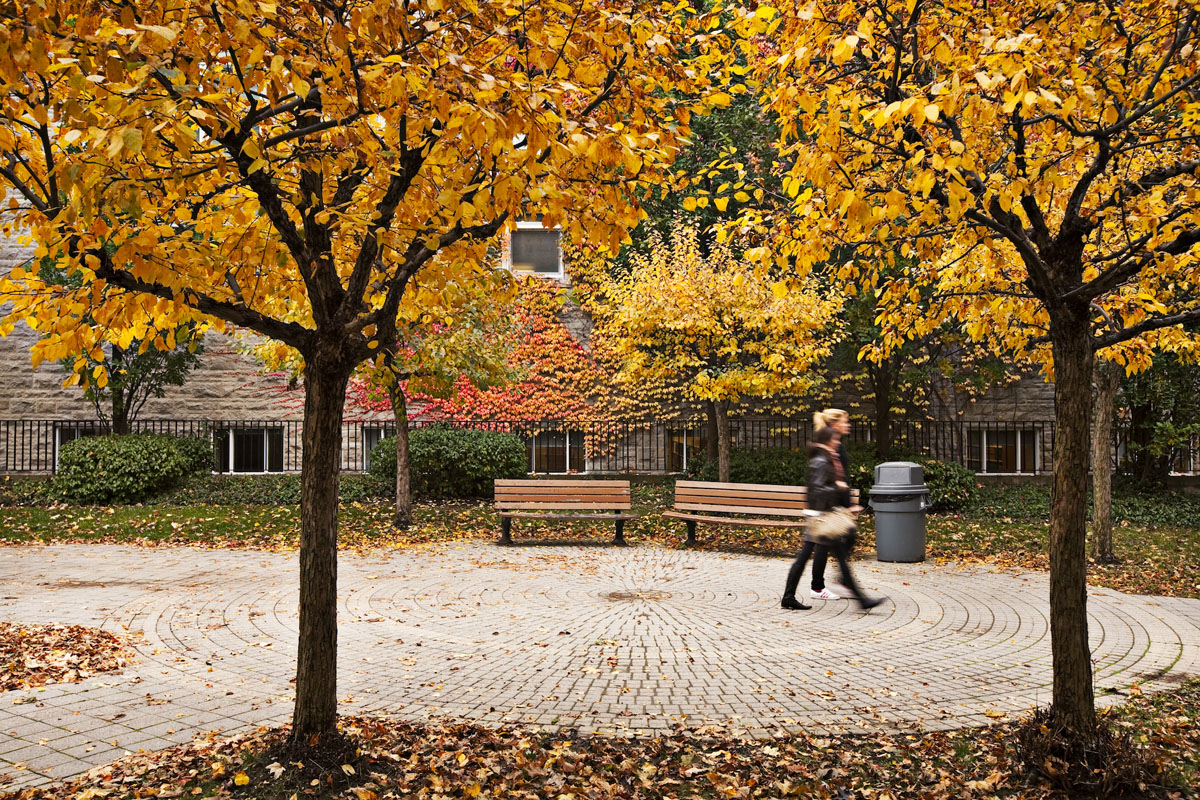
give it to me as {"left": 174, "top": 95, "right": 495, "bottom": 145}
{"left": 496, "top": 491, "right": 629, "bottom": 501}
{"left": 677, "top": 486, "right": 806, "bottom": 501}
{"left": 499, "top": 512, "right": 639, "bottom": 520}
{"left": 661, "top": 510, "right": 807, "bottom": 528}
{"left": 673, "top": 502, "right": 810, "bottom": 517}
{"left": 496, "top": 488, "right": 629, "bottom": 497}
{"left": 495, "top": 479, "right": 629, "bottom": 488}
{"left": 497, "top": 502, "right": 633, "bottom": 511}
{"left": 676, "top": 479, "right": 807, "bottom": 492}
{"left": 675, "top": 494, "right": 807, "bottom": 510}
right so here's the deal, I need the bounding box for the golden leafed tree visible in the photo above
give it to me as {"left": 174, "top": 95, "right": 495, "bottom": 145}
{"left": 0, "top": 0, "right": 719, "bottom": 743}
{"left": 601, "top": 222, "right": 839, "bottom": 481}
{"left": 728, "top": 0, "right": 1200, "bottom": 736}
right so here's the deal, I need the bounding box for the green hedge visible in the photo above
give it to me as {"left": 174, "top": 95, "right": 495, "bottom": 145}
{"left": 51, "top": 434, "right": 193, "bottom": 504}
{"left": 369, "top": 425, "right": 528, "bottom": 500}
{"left": 158, "top": 473, "right": 389, "bottom": 505}
{"left": 684, "top": 447, "right": 808, "bottom": 485}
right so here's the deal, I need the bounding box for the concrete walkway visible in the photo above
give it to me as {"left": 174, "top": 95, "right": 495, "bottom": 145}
{"left": 1, "top": 542, "right": 1199, "bottom": 790}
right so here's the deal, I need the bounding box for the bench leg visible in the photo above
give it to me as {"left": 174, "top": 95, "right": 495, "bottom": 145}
{"left": 613, "top": 519, "right": 628, "bottom": 547}
{"left": 685, "top": 520, "right": 697, "bottom": 547}
{"left": 499, "top": 517, "right": 513, "bottom": 545}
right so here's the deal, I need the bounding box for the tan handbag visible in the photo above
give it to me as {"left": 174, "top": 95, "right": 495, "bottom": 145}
{"left": 807, "top": 507, "right": 855, "bottom": 545}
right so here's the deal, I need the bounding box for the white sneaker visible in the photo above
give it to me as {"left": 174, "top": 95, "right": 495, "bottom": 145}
{"left": 810, "top": 588, "right": 841, "bottom": 600}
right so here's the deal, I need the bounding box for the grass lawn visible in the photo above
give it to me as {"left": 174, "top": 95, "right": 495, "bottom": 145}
{"left": 1, "top": 482, "right": 1197, "bottom": 598}
{"left": 3, "top": 679, "right": 1197, "bottom": 799}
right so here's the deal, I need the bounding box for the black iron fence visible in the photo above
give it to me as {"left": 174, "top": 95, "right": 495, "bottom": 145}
{"left": 2, "top": 417, "right": 1195, "bottom": 477}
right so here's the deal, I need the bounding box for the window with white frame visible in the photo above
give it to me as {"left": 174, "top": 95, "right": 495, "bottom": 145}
{"left": 526, "top": 430, "right": 585, "bottom": 473}
{"left": 506, "top": 221, "right": 563, "bottom": 279}
{"left": 967, "top": 428, "right": 1040, "bottom": 474}
{"left": 214, "top": 427, "right": 284, "bottom": 473}
{"left": 667, "top": 426, "right": 709, "bottom": 473}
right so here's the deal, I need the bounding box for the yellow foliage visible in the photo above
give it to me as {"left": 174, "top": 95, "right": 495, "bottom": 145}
{"left": 726, "top": 0, "right": 1200, "bottom": 371}
{"left": 599, "top": 223, "right": 841, "bottom": 404}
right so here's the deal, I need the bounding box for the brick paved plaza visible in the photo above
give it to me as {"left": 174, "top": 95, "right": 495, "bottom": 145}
{"left": 1, "top": 542, "right": 1199, "bottom": 790}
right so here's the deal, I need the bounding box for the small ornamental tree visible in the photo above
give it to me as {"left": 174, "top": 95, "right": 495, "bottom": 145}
{"left": 728, "top": 0, "right": 1200, "bottom": 739}
{"left": 64, "top": 325, "right": 205, "bottom": 435}
{"left": 0, "top": 0, "right": 720, "bottom": 745}
{"left": 600, "top": 223, "right": 839, "bottom": 481}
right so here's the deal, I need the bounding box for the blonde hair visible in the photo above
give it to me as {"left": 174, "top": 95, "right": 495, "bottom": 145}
{"left": 812, "top": 408, "right": 849, "bottom": 431}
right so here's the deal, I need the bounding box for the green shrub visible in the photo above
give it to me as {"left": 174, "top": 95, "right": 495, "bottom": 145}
{"left": 370, "top": 425, "right": 527, "bottom": 500}
{"left": 52, "top": 434, "right": 190, "bottom": 504}
{"left": 684, "top": 447, "right": 808, "bottom": 485}
{"left": 157, "top": 472, "right": 391, "bottom": 505}
{"left": 172, "top": 434, "right": 215, "bottom": 475}
{"left": 913, "top": 458, "right": 976, "bottom": 512}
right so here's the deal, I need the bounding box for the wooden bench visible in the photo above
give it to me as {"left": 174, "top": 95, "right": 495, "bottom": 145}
{"left": 662, "top": 480, "right": 859, "bottom": 546}
{"left": 494, "top": 479, "right": 639, "bottom": 546}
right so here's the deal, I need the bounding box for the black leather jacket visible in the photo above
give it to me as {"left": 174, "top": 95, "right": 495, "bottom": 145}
{"left": 807, "top": 450, "right": 840, "bottom": 512}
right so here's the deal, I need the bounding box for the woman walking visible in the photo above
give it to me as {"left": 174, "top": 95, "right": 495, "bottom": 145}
{"left": 781, "top": 425, "right": 884, "bottom": 612}
{"left": 799, "top": 409, "right": 854, "bottom": 601}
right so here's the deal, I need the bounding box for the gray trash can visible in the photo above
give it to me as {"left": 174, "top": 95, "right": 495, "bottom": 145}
{"left": 868, "top": 462, "right": 930, "bottom": 562}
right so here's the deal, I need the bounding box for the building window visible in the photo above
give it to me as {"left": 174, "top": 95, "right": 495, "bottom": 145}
{"left": 526, "top": 430, "right": 585, "bottom": 473}
{"left": 215, "top": 427, "right": 284, "bottom": 473}
{"left": 506, "top": 221, "right": 562, "bottom": 279}
{"left": 667, "top": 426, "right": 709, "bottom": 473}
{"left": 967, "top": 428, "right": 1039, "bottom": 474}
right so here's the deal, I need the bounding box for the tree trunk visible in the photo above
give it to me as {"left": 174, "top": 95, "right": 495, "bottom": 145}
{"left": 715, "top": 400, "right": 731, "bottom": 483}
{"left": 1048, "top": 314, "right": 1097, "bottom": 736}
{"left": 704, "top": 400, "right": 719, "bottom": 462}
{"left": 391, "top": 386, "right": 412, "bottom": 529}
{"left": 1091, "top": 359, "right": 1121, "bottom": 564}
{"left": 290, "top": 343, "right": 352, "bottom": 744}
{"left": 111, "top": 346, "right": 130, "bottom": 436}
{"left": 869, "top": 357, "right": 895, "bottom": 460}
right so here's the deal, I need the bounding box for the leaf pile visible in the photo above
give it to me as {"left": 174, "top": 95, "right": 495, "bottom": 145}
{"left": 0, "top": 622, "right": 132, "bottom": 692}
{"left": 4, "top": 680, "right": 1200, "bottom": 799}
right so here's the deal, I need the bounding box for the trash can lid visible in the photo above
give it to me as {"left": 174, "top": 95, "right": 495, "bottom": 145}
{"left": 871, "top": 461, "right": 927, "bottom": 493}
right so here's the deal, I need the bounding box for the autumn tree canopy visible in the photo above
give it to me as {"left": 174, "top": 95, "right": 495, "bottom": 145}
{"left": 722, "top": 0, "right": 1200, "bottom": 736}
{"left": 600, "top": 222, "right": 839, "bottom": 480}
{"left": 0, "top": 0, "right": 720, "bottom": 742}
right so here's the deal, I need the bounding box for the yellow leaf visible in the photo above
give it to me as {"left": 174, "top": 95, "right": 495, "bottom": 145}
{"left": 350, "top": 789, "right": 378, "bottom": 800}
{"left": 233, "top": 771, "right": 249, "bottom": 786}
{"left": 771, "top": 281, "right": 788, "bottom": 298}
{"left": 682, "top": 196, "right": 697, "bottom": 211}
{"left": 715, "top": 197, "right": 729, "bottom": 212}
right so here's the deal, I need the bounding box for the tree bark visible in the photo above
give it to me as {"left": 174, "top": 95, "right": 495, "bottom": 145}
{"left": 704, "top": 400, "right": 719, "bottom": 462}
{"left": 1048, "top": 313, "right": 1098, "bottom": 736}
{"left": 111, "top": 346, "right": 130, "bottom": 436}
{"left": 869, "top": 356, "right": 895, "bottom": 460}
{"left": 391, "top": 386, "right": 412, "bottom": 529}
{"left": 715, "top": 400, "right": 731, "bottom": 483}
{"left": 290, "top": 341, "right": 352, "bottom": 744}
{"left": 1091, "top": 359, "right": 1121, "bottom": 564}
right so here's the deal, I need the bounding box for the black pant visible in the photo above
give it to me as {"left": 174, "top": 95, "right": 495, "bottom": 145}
{"left": 783, "top": 529, "right": 868, "bottom": 605}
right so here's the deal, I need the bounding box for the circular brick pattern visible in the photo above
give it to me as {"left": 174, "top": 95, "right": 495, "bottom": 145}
{"left": 1, "top": 543, "right": 1199, "bottom": 789}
